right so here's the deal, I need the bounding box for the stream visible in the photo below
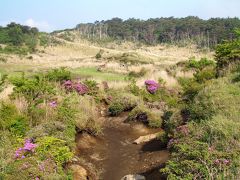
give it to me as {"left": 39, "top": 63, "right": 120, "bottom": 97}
{"left": 75, "top": 113, "right": 169, "bottom": 180}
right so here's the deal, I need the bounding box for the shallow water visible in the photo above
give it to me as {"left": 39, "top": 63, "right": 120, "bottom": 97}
{"left": 76, "top": 113, "right": 169, "bottom": 180}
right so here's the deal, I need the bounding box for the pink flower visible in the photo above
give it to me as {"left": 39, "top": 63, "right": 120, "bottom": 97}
{"left": 39, "top": 163, "right": 45, "bottom": 171}
{"left": 145, "top": 80, "right": 159, "bottom": 94}
{"left": 223, "top": 159, "right": 230, "bottom": 165}
{"left": 24, "top": 139, "right": 37, "bottom": 151}
{"left": 214, "top": 159, "right": 220, "bottom": 165}
{"left": 15, "top": 139, "right": 37, "bottom": 159}
{"left": 49, "top": 101, "right": 57, "bottom": 108}
{"left": 63, "top": 80, "right": 89, "bottom": 95}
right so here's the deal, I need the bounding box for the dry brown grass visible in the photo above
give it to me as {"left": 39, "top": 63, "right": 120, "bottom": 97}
{"left": 0, "top": 36, "right": 213, "bottom": 89}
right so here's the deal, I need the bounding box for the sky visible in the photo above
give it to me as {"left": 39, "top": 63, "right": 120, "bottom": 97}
{"left": 0, "top": 0, "right": 240, "bottom": 32}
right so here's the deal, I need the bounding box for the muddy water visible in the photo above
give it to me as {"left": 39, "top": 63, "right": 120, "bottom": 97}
{"left": 76, "top": 113, "right": 169, "bottom": 180}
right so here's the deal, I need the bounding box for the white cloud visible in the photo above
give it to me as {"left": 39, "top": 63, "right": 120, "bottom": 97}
{"left": 24, "top": 18, "right": 52, "bottom": 32}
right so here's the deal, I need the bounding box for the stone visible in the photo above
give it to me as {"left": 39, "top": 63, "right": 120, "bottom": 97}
{"left": 133, "top": 133, "right": 159, "bottom": 145}
{"left": 69, "top": 164, "right": 88, "bottom": 180}
{"left": 121, "top": 174, "right": 146, "bottom": 180}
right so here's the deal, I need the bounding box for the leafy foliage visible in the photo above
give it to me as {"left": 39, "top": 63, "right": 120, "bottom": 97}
{"left": 46, "top": 68, "right": 71, "bottom": 82}
{"left": 215, "top": 29, "right": 240, "bottom": 75}
{"left": 36, "top": 136, "right": 73, "bottom": 165}
{"left": 0, "top": 23, "right": 39, "bottom": 54}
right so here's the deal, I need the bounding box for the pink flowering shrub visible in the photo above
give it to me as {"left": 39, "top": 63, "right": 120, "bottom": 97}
{"left": 145, "top": 80, "right": 159, "bottom": 94}
{"left": 15, "top": 139, "right": 37, "bottom": 159}
{"left": 63, "top": 80, "right": 88, "bottom": 95}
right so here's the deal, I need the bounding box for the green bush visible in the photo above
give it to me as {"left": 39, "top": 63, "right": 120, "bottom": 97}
{"left": 163, "top": 110, "right": 184, "bottom": 135}
{"left": 95, "top": 49, "right": 104, "bottom": 59}
{"left": 215, "top": 30, "right": 240, "bottom": 76}
{"left": 190, "top": 77, "right": 240, "bottom": 121}
{"left": 128, "top": 105, "right": 163, "bottom": 128}
{"left": 46, "top": 68, "right": 71, "bottom": 82}
{"left": 11, "top": 74, "right": 55, "bottom": 105}
{"left": 185, "top": 57, "right": 215, "bottom": 71}
{"left": 36, "top": 136, "right": 73, "bottom": 165}
{"left": 162, "top": 118, "right": 240, "bottom": 179}
{"left": 178, "top": 77, "right": 203, "bottom": 102}
{"left": 194, "top": 66, "right": 216, "bottom": 83}
{"left": 56, "top": 96, "right": 77, "bottom": 146}
{"left": 108, "top": 102, "right": 125, "bottom": 116}
{"left": 83, "top": 79, "right": 99, "bottom": 96}
{"left": 108, "top": 93, "right": 139, "bottom": 116}
{"left": 0, "top": 102, "right": 29, "bottom": 136}
{"left": 128, "top": 68, "right": 147, "bottom": 78}
{"left": 9, "top": 116, "right": 29, "bottom": 136}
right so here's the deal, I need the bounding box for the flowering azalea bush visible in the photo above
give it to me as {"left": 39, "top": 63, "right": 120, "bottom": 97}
{"left": 63, "top": 80, "right": 88, "bottom": 95}
{"left": 15, "top": 139, "right": 37, "bottom": 159}
{"left": 145, "top": 80, "right": 159, "bottom": 94}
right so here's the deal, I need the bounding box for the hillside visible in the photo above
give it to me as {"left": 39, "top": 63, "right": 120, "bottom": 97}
{"left": 0, "top": 22, "right": 239, "bottom": 180}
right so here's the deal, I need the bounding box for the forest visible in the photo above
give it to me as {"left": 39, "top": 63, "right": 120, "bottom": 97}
{"left": 76, "top": 16, "right": 240, "bottom": 48}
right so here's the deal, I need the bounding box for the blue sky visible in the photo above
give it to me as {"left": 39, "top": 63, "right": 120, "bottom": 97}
{"left": 1, "top": 0, "right": 240, "bottom": 32}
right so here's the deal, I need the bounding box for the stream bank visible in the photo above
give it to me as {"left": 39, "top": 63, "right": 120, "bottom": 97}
{"left": 75, "top": 113, "right": 169, "bottom": 180}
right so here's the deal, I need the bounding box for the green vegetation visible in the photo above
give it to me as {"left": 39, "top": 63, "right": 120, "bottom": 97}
{"left": 0, "top": 19, "right": 240, "bottom": 180}
{"left": 0, "top": 70, "right": 103, "bottom": 179}
{"left": 72, "top": 67, "right": 127, "bottom": 81}
{"left": 128, "top": 104, "right": 163, "bottom": 128}
{"left": 76, "top": 17, "right": 240, "bottom": 48}
{"left": 108, "top": 93, "right": 139, "bottom": 116}
{"left": 0, "top": 23, "right": 39, "bottom": 55}
{"left": 161, "top": 30, "right": 240, "bottom": 179}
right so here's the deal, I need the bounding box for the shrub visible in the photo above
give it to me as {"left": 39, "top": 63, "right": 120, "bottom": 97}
{"left": 108, "top": 93, "right": 140, "bottom": 116}
{"left": 0, "top": 102, "right": 29, "bottom": 136}
{"left": 56, "top": 96, "right": 78, "bottom": 146}
{"left": 194, "top": 66, "right": 216, "bottom": 83}
{"left": 63, "top": 80, "right": 89, "bottom": 95}
{"left": 75, "top": 95, "right": 102, "bottom": 135}
{"left": 46, "top": 68, "right": 71, "bottom": 82}
{"left": 178, "top": 77, "right": 203, "bottom": 102}
{"left": 162, "top": 118, "right": 240, "bottom": 179}
{"left": 9, "top": 116, "right": 29, "bottom": 136}
{"left": 108, "top": 102, "right": 125, "bottom": 116}
{"left": 11, "top": 74, "right": 55, "bottom": 106}
{"left": 128, "top": 68, "right": 147, "bottom": 78}
{"left": 95, "top": 49, "right": 104, "bottom": 59}
{"left": 185, "top": 57, "right": 215, "bottom": 71}
{"left": 36, "top": 136, "right": 73, "bottom": 165}
{"left": 128, "top": 105, "right": 163, "bottom": 128}
{"left": 145, "top": 80, "right": 159, "bottom": 94}
{"left": 163, "top": 110, "right": 184, "bottom": 135}
{"left": 215, "top": 38, "right": 240, "bottom": 76}
{"left": 190, "top": 77, "right": 240, "bottom": 121}
{"left": 83, "top": 79, "right": 99, "bottom": 96}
